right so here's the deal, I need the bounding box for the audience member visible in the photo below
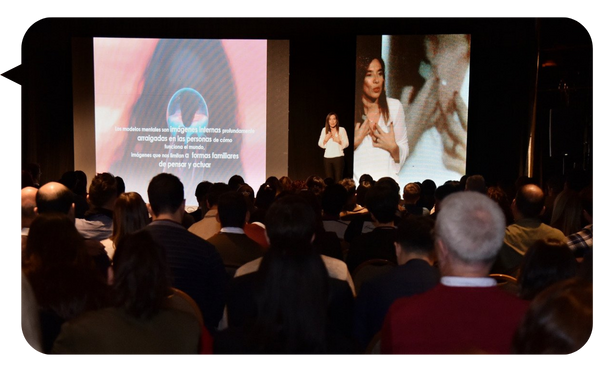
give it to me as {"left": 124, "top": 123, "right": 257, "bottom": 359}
{"left": 429, "top": 181, "right": 460, "bottom": 218}
{"left": 100, "top": 192, "right": 151, "bottom": 260}
{"left": 52, "top": 230, "right": 201, "bottom": 353}
{"left": 512, "top": 277, "right": 592, "bottom": 354}
{"left": 59, "top": 170, "right": 89, "bottom": 218}
{"left": 353, "top": 216, "right": 439, "bottom": 349}
{"left": 143, "top": 173, "right": 228, "bottom": 333}
{"left": 565, "top": 189, "right": 592, "bottom": 257}
{"left": 22, "top": 271, "right": 43, "bottom": 352}
{"left": 297, "top": 190, "right": 344, "bottom": 261}
{"left": 346, "top": 183, "right": 400, "bottom": 273}
{"left": 214, "top": 195, "right": 357, "bottom": 353}
{"left": 207, "top": 191, "right": 265, "bottom": 271}
{"left": 340, "top": 178, "right": 367, "bottom": 219}
{"left": 465, "top": 174, "right": 487, "bottom": 194}
{"left": 23, "top": 163, "right": 42, "bottom": 188}
{"left": 355, "top": 174, "right": 375, "bottom": 208}
{"left": 115, "top": 175, "right": 125, "bottom": 195}
{"left": 517, "top": 239, "right": 578, "bottom": 300}
{"left": 492, "top": 184, "right": 565, "bottom": 276}
{"left": 75, "top": 172, "right": 118, "bottom": 241}
{"left": 381, "top": 191, "right": 529, "bottom": 354}
{"left": 305, "top": 175, "right": 326, "bottom": 201}
{"left": 402, "top": 182, "right": 429, "bottom": 216}
{"left": 550, "top": 188, "right": 583, "bottom": 236}
{"left": 188, "top": 182, "right": 231, "bottom": 240}
{"left": 227, "top": 174, "right": 245, "bottom": 191}
{"left": 23, "top": 213, "right": 110, "bottom": 352}
{"left": 21, "top": 186, "right": 38, "bottom": 251}
{"left": 344, "top": 177, "right": 401, "bottom": 244}
{"left": 279, "top": 175, "right": 294, "bottom": 194}
{"left": 34, "top": 182, "right": 110, "bottom": 277}
{"left": 22, "top": 170, "right": 35, "bottom": 188}
{"left": 190, "top": 181, "right": 213, "bottom": 223}
{"left": 321, "top": 183, "right": 351, "bottom": 240}
{"left": 541, "top": 175, "right": 564, "bottom": 224}
{"left": 416, "top": 178, "right": 436, "bottom": 211}
{"left": 487, "top": 185, "right": 514, "bottom": 225}
{"left": 249, "top": 182, "right": 277, "bottom": 224}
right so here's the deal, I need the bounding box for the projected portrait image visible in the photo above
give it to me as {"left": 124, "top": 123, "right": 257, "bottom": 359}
{"left": 355, "top": 34, "right": 470, "bottom": 189}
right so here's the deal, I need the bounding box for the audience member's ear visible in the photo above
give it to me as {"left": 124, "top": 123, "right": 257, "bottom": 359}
{"left": 146, "top": 203, "right": 156, "bottom": 219}
{"left": 34, "top": 206, "right": 39, "bottom": 215}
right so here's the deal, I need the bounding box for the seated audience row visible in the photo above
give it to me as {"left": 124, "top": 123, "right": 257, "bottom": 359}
{"left": 20, "top": 169, "right": 592, "bottom": 355}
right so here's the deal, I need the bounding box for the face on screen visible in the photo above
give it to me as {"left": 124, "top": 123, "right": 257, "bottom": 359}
{"left": 362, "top": 59, "right": 384, "bottom": 101}
{"left": 354, "top": 34, "right": 471, "bottom": 191}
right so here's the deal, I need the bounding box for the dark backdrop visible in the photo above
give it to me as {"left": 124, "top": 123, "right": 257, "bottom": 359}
{"left": 18, "top": 18, "right": 592, "bottom": 191}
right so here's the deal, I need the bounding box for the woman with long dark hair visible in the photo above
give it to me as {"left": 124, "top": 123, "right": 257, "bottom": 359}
{"left": 318, "top": 112, "right": 349, "bottom": 182}
{"left": 215, "top": 195, "right": 357, "bottom": 353}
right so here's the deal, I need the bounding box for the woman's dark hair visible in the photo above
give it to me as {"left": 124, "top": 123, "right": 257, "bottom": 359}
{"left": 111, "top": 230, "right": 172, "bottom": 319}
{"left": 112, "top": 192, "right": 151, "bottom": 249}
{"left": 355, "top": 55, "right": 390, "bottom": 124}
{"left": 325, "top": 112, "right": 339, "bottom": 134}
{"left": 253, "top": 195, "right": 330, "bottom": 352}
{"left": 512, "top": 277, "right": 592, "bottom": 354}
{"left": 517, "top": 238, "right": 578, "bottom": 300}
{"left": 24, "top": 213, "right": 108, "bottom": 326}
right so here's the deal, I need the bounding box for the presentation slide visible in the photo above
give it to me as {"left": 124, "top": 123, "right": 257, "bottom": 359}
{"left": 93, "top": 38, "right": 267, "bottom": 204}
{"left": 354, "top": 34, "right": 470, "bottom": 190}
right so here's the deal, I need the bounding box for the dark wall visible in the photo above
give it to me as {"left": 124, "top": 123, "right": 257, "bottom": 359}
{"left": 19, "top": 18, "right": 591, "bottom": 190}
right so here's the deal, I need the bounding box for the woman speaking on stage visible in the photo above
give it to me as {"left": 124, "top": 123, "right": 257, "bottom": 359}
{"left": 318, "top": 112, "right": 349, "bottom": 183}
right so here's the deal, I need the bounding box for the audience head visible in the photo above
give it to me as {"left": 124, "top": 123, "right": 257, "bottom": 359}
{"left": 227, "top": 174, "right": 245, "bottom": 191}
{"left": 112, "top": 192, "right": 151, "bottom": 249}
{"left": 321, "top": 183, "right": 348, "bottom": 217}
{"left": 513, "top": 183, "right": 545, "bottom": 219}
{"left": 35, "top": 182, "right": 75, "bottom": 218}
{"left": 115, "top": 176, "right": 126, "bottom": 195}
{"left": 279, "top": 176, "right": 294, "bottom": 194}
{"left": 512, "top": 278, "right": 592, "bottom": 354}
{"left": 434, "top": 191, "right": 506, "bottom": 270}
{"left": 264, "top": 194, "right": 316, "bottom": 252}
{"left": 305, "top": 175, "right": 326, "bottom": 198}
{"left": 550, "top": 189, "right": 583, "bottom": 235}
{"left": 205, "top": 182, "right": 231, "bottom": 209}
{"left": 402, "top": 182, "right": 421, "bottom": 204}
{"left": 21, "top": 186, "right": 38, "bottom": 229}
{"left": 24, "top": 212, "right": 92, "bottom": 272}
{"left": 73, "top": 171, "right": 88, "bottom": 196}
{"left": 217, "top": 191, "right": 248, "bottom": 229}
{"left": 517, "top": 238, "right": 578, "bottom": 300}
{"left": 465, "top": 174, "right": 487, "bottom": 194}
{"left": 237, "top": 183, "right": 256, "bottom": 212}
{"left": 433, "top": 182, "right": 460, "bottom": 212}
{"left": 487, "top": 185, "right": 513, "bottom": 224}
{"left": 147, "top": 173, "right": 185, "bottom": 217}
{"left": 395, "top": 216, "right": 435, "bottom": 264}
{"left": 24, "top": 213, "right": 108, "bottom": 327}
{"left": 195, "top": 181, "right": 213, "bottom": 206}
{"left": 88, "top": 172, "right": 119, "bottom": 210}
{"left": 255, "top": 182, "right": 277, "bottom": 211}
{"left": 112, "top": 230, "right": 172, "bottom": 319}
{"left": 366, "top": 183, "right": 400, "bottom": 224}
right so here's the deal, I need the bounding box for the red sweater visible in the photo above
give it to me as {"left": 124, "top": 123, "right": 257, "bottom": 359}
{"left": 381, "top": 283, "right": 529, "bottom": 354}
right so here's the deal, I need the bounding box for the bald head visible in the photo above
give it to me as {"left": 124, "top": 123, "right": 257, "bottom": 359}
{"left": 36, "top": 182, "right": 75, "bottom": 216}
{"left": 514, "top": 184, "right": 545, "bottom": 219}
{"left": 21, "top": 187, "right": 38, "bottom": 228}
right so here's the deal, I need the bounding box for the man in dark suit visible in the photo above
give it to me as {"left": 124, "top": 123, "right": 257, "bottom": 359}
{"left": 207, "top": 191, "right": 265, "bottom": 272}
{"left": 352, "top": 215, "right": 439, "bottom": 349}
{"left": 143, "top": 173, "right": 228, "bottom": 333}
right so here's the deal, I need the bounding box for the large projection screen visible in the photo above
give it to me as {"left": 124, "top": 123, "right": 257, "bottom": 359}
{"left": 74, "top": 38, "right": 289, "bottom": 206}
{"left": 354, "top": 34, "right": 470, "bottom": 190}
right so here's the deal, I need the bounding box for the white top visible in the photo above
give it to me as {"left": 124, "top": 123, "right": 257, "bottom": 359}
{"left": 318, "top": 127, "right": 349, "bottom": 158}
{"left": 353, "top": 98, "right": 409, "bottom": 185}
